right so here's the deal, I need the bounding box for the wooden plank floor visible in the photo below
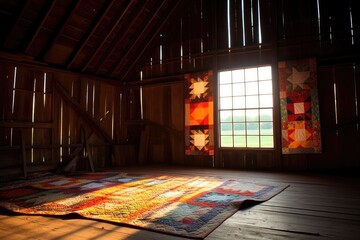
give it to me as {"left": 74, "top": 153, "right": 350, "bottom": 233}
{"left": 1, "top": 165, "right": 359, "bottom": 240}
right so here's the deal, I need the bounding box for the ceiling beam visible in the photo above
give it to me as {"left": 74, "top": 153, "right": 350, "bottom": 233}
{"left": 0, "top": 51, "right": 125, "bottom": 88}
{"left": 108, "top": 0, "right": 171, "bottom": 77}
{"left": 94, "top": 1, "right": 156, "bottom": 75}
{"left": 117, "top": 0, "right": 189, "bottom": 81}
{"left": 66, "top": 0, "right": 116, "bottom": 69}
{"left": 81, "top": 0, "right": 135, "bottom": 73}
{"left": 24, "top": 0, "right": 57, "bottom": 54}
{"left": 1, "top": 1, "right": 29, "bottom": 48}
{"left": 37, "top": 0, "right": 82, "bottom": 61}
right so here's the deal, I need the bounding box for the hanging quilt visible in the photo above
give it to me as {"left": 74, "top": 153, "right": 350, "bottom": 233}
{"left": 184, "top": 71, "right": 214, "bottom": 155}
{"left": 278, "top": 58, "right": 322, "bottom": 154}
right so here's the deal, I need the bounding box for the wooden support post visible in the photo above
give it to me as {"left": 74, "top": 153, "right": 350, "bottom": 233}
{"left": 82, "top": 126, "right": 95, "bottom": 172}
{"left": 21, "top": 130, "right": 27, "bottom": 178}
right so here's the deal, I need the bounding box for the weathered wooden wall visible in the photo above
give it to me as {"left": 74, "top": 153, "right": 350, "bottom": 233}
{"left": 1, "top": 0, "right": 359, "bottom": 175}
{"left": 0, "top": 62, "right": 136, "bottom": 178}
{"left": 136, "top": 0, "right": 360, "bottom": 172}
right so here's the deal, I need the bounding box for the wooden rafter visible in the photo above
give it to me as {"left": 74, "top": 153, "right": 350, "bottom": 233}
{"left": 66, "top": 0, "right": 116, "bottom": 69}
{"left": 118, "top": 0, "right": 188, "bottom": 81}
{"left": 37, "top": 0, "right": 82, "bottom": 60}
{"left": 81, "top": 1, "right": 135, "bottom": 73}
{"left": 24, "top": 1, "right": 58, "bottom": 54}
{"left": 95, "top": 1, "right": 155, "bottom": 75}
{"left": 1, "top": 1, "right": 28, "bottom": 48}
{"left": 109, "top": 0, "right": 171, "bottom": 77}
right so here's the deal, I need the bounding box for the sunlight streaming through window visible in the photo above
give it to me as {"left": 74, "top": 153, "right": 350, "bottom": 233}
{"left": 218, "top": 66, "right": 274, "bottom": 148}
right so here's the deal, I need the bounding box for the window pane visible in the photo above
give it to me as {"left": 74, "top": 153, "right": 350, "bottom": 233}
{"left": 233, "top": 96, "right": 245, "bottom": 109}
{"left": 234, "top": 123, "right": 245, "bottom": 134}
{"left": 218, "top": 65, "right": 273, "bottom": 150}
{"left": 258, "top": 66, "right": 272, "bottom": 80}
{"left": 232, "top": 70, "right": 244, "bottom": 82}
{"left": 259, "top": 80, "right": 272, "bottom": 94}
{"left": 219, "top": 71, "right": 231, "bottom": 84}
{"left": 260, "top": 109, "right": 273, "bottom": 121}
{"left": 245, "top": 82, "right": 258, "bottom": 95}
{"left": 220, "top": 110, "right": 232, "bottom": 122}
{"left": 221, "top": 123, "right": 232, "bottom": 135}
{"left": 233, "top": 110, "right": 245, "bottom": 122}
{"left": 246, "top": 122, "right": 259, "bottom": 135}
{"left": 220, "top": 84, "right": 232, "bottom": 97}
{"left": 233, "top": 83, "right": 245, "bottom": 96}
{"left": 246, "top": 109, "right": 259, "bottom": 121}
{"left": 220, "top": 97, "right": 232, "bottom": 109}
{"left": 221, "top": 136, "right": 233, "bottom": 147}
{"left": 260, "top": 136, "right": 274, "bottom": 147}
{"left": 259, "top": 94, "right": 273, "bottom": 107}
{"left": 234, "top": 135, "right": 246, "bottom": 147}
{"left": 245, "top": 68, "right": 257, "bottom": 82}
{"left": 260, "top": 122, "right": 273, "bottom": 135}
{"left": 246, "top": 95, "right": 259, "bottom": 108}
{"left": 247, "top": 136, "right": 259, "bottom": 147}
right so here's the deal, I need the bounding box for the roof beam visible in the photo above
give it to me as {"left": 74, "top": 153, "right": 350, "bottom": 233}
{"left": 108, "top": 0, "right": 171, "bottom": 77}
{"left": 66, "top": 0, "right": 116, "bottom": 69}
{"left": 81, "top": 1, "right": 135, "bottom": 73}
{"left": 1, "top": 1, "right": 29, "bottom": 48}
{"left": 37, "top": 0, "right": 81, "bottom": 61}
{"left": 94, "top": 1, "right": 156, "bottom": 75}
{"left": 116, "top": 0, "right": 188, "bottom": 81}
{"left": 24, "top": 1, "right": 58, "bottom": 54}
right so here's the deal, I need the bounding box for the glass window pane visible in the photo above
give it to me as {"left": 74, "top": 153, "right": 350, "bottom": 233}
{"left": 245, "top": 82, "right": 258, "bottom": 95}
{"left": 246, "top": 95, "right": 259, "bottom": 108}
{"left": 245, "top": 68, "right": 257, "bottom": 82}
{"left": 234, "top": 123, "right": 245, "bottom": 134}
{"left": 259, "top": 80, "right": 272, "bottom": 94}
{"left": 246, "top": 122, "right": 259, "bottom": 135}
{"left": 260, "top": 136, "right": 274, "bottom": 147}
{"left": 246, "top": 109, "right": 259, "bottom": 121}
{"left": 258, "top": 66, "right": 272, "bottom": 80}
{"left": 260, "top": 122, "right": 273, "bottom": 135}
{"left": 219, "top": 71, "right": 231, "bottom": 84}
{"left": 221, "top": 136, "right": 233, "bottom": 147}
{"left": 247, "top": 136, "right": 259, "bottom": 147}
{"left": 232, "top": 70, "right": 244, "bottom": 83}
{"left": 233, "top": 96, "right": 245, "bottom": 109}
{"left": 260, "top": 109, "right": 273, "bottom": 121}
{"left": 221, "top": 123, "right": 232, "bottom": 135}
{"left": 234, "top": 135, "right": 246, "bottom": 147}
{"left": 220, "top": 84, "right": 232, "bottom": 97}
{"left": 220, "top": 97, "right": 232, "bottom": 109}
{"left": 259, "top": 94, "right": 273, "bottom": 107}
{"left": 220, "top": 110, "right": 232, "bottom": 122}
{"left": 218, "top": 65, "right": 273, "bottom": 150}
{"left": 233, "top": 83, "right": 245, "bottom": 96}
{"left": 233, "top": 110, "right": 245, "bottom": 122}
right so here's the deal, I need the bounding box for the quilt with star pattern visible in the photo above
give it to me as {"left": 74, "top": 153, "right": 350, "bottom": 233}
{"left": 184, "top": 71, "right": 214, "bottom": 155}
{"left": 278, "top": 58, "right": 322, "bottom": 154}
{"left": 0, "top": 172, "right": 287, "bottom": 239}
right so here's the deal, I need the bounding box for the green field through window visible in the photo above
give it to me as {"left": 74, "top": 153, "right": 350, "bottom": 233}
{"left": 218, "top": 66, "right": 274, "bottom": 148}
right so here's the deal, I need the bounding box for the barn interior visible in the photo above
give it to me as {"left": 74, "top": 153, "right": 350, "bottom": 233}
{"left": 0, "top": 0, "right": 359, "bottom": 239}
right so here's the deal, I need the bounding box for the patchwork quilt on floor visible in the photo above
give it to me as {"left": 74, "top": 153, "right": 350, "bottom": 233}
{"left": 0, "top": 172, "right": 287, "bottom": 238}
